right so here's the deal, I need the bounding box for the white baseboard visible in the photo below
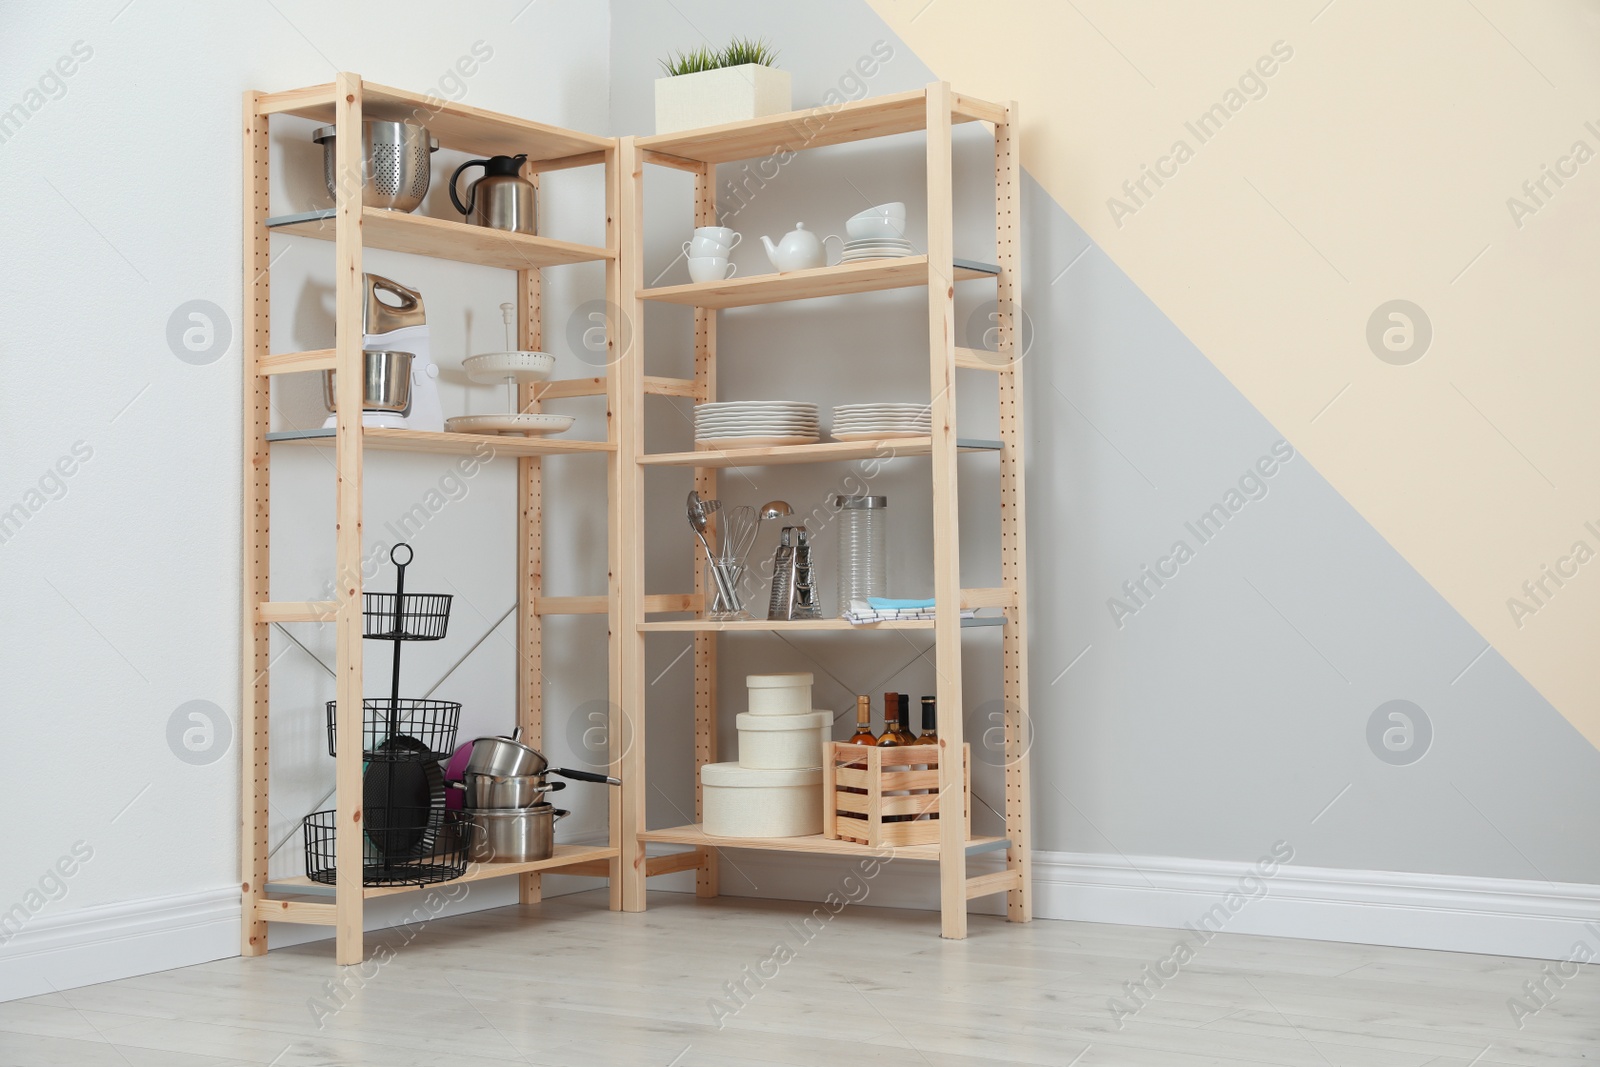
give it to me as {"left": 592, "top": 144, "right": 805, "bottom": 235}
{"left": 712, "top": 849, "right": 1600, "bottom": 961}
{"left": 10, "top": 848, "right": 1597, "bottom": 1003}
{"left": 0, "top": 887, "right": 240, "bottom": 1003}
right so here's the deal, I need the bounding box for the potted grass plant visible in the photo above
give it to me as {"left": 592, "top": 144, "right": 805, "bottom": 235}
{"left": 655, "top": 37, "right": 790, "bottom": 134}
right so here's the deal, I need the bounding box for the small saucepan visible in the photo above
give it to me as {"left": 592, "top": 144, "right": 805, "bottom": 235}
{"left": 455, "top": 772, "right": 564, "bottom": 809}
{"left": 464, "top": 732, "right": 621, "bottom": 787}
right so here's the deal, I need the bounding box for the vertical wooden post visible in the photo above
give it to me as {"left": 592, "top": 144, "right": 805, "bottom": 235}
{"left": 994, "top": 102, "right": 1033, "bottom": 923}
{"left": 517, "top": 170, "right": 544, "bottom": 905}
{"left": 925, "top": 82, "right": 968, "bottom": 940}
{"left": 613, "top": 138, "right": 649, "bottom": 911}
{"left": 331, "top": 72, "right": 367, "bottom": 965}
{"left": 692, "top": 162, "right": 720, "bottom": 899}
{"left": 239, "top": 90, "right": 271, "bottom": 958}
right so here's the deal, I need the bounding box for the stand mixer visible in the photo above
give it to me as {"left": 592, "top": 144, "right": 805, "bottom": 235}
{"left": 321, "top": 274, "right": 445, "bottom": 432}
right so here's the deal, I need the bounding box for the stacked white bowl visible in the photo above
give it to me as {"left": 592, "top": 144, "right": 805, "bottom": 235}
{"left": 701, "top": 672, "right": 829, "bottom": 838}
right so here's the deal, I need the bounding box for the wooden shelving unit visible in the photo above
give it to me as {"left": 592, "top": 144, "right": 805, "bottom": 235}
{"left": 241, "top": 74, "right": 627, "bottom": 965}
{"left": 618, "top": 82, "right": 1033, "bottom": 939}
{"left": 241, "top": 76, "right": 1032, "bottom": 960}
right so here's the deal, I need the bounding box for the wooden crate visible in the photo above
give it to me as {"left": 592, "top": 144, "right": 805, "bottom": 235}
{"left": 821, "top": 742, "right": 970, "bottom": 847}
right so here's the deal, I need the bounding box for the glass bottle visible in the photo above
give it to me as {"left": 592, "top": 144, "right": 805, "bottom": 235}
{"left": 911, "top": 696, "right": 938, "bottom": 745}
{"left": 875, "top": 692, "right": 902, "bottom": 747}
{"left": 848, "top": 695, "right": 877, "bottom": 746}
{"left": 895, "top": 694, "right": 916, "bottom": 745}
{"left": 835, "top": 495, "right": 888, "bottom": 617}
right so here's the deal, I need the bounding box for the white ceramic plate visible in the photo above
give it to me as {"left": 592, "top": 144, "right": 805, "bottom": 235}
{"left": 834, "top": 404, "right": 929, "bottom": 413}
{"left": 463, "top": 351, "right": 555, "bottom": 385}
{"left": 697, "top": 414, "right": 820, "bottom": 422}
{"left": 696, "top": 435, "right": 820, "bottom": 449}
{"left": 696, "top": 401, "right": 817, "bottom": 411}
{"left": 696, "top": 414, "right": 820, "bottom": 423}
{"left": 445, "top": 413, "right": 575, "bottom": 435}
{"left": 830, "top": 430, "right": 930, "bottom": 442}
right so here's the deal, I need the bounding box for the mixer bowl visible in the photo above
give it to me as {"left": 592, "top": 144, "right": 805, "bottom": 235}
{"left": 312, "top": 121, "right": 439, "bottom": 213}
{"left": 323, "top": 350, "right": 414, "bottom": 415}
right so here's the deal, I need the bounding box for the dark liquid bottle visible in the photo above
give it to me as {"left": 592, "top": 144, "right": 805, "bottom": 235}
{"left": 910, "top": 695, "right": 938, "bottom": 745}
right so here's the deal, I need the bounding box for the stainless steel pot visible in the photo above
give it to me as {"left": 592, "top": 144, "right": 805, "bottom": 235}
{"left": 465, "top": 732, "right": 547, "bottom": 778}
{"left": 458, "top": 772, "right": 562, "bottom": 809}
{"left": 323, "top": 350, "right": 413, "bottom": 414}
{"left": 461, "top": 804, "right": 568, "bottom": 863}
{"left": 312, "top": 120, "right": 439, "bottom": 213}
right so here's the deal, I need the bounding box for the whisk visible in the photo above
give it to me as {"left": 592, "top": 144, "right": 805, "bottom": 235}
{"left": 717, "top": 506, "right": 759, "bottom": 566}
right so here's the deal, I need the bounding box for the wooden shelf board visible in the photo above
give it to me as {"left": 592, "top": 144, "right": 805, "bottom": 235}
{"left": 636, "top": 88, "right": 1002, "bottom": 164}
{"left": 263, "top": 80, "right": 611, "bottom": 161}
{"left": 640, "top": 256, "right": 995, "bottom": 309}
{"left": 638, "top": 825, "right": 1009, "bottom": 860}
{"left": 266, "top": 426, "right": 613, "bottom": 458}
{"left": 263, "top": 844, "right": 618, "bottom": 902}
{"left": 640, "top": 437, "right": 1001, "bottom": 469}
{"left": 268, "top": 207, "right": 611, "bottom": 270}
{"left": 639, "top": 616, "right": 1005, "bottom": 633}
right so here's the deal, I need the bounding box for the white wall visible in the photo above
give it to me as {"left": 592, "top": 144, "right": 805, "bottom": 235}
{"left": 0, "top": 0, "right": 613, "bottom": 998}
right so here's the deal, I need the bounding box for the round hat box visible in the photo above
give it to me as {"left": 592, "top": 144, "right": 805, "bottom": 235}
{"left": 746, "top": 672, "right": 814, "bottom": 716}
{"left": 701, "top": 762, "right": 823, "bottom": 837}
{"left": 735, "top": 711, "right": 831, "bottom": 770}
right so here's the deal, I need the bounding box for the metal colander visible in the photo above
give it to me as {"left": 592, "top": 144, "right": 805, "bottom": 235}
{"left": 312, "top": 120, "right": 438, "bottom": 213}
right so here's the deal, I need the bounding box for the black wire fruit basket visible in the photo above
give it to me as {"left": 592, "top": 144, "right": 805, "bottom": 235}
{"left": 305, "top": 544, "right": 466, "bottom": 887}
{"left": 362, "top": 591, "right": 453, "bottom": 641}
{"left": 302, "top": 808, "right": 471, "bottom": 887}
{"left": 325, "top": 697, "right": 461, "bottom": 762}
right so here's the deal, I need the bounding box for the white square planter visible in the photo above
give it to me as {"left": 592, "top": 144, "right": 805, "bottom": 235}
{"left": 655, "top": 64, "right": 791, "bottom": 134}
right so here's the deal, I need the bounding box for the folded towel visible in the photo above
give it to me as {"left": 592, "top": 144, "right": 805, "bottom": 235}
{"left": 845, "top": 599, "right": 979, "bottom": 625}
{"left": 865, "top": 596, "right": 936, "bottom": 610}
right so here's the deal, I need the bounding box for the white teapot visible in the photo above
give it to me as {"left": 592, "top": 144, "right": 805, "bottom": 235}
{"left": 760, "top": 223, "right": 834, "bottom": 272}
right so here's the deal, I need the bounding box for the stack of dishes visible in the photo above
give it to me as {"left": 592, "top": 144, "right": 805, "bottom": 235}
{"left": 839, "top": 237, "right": 915, "bottom": 263}
{"left": 695, "top": 401, "right": 820, "bottom": 448}
{"left": 841, "top": 202, "right": 912, "bottom": 263}
{"left": 830, "top": 403, "right": 933, "bottom": 441}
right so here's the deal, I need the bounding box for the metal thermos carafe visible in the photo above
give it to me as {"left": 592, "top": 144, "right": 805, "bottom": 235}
{"left": 448, "top": 154, "right": 536, "bottom": 234}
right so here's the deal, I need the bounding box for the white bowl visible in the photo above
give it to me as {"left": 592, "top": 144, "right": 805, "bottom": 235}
{"left": 846, "top": 215, "right": 907, "bottom": 240}
{"left": 850, "top": 201, "right": 906, "bottom": 221}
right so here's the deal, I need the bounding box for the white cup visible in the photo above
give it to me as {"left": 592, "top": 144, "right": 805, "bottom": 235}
{"left": 694, "top": 226, "right": 741, "bottom": 249}
{"left": 688, "top": 256, "right": 737, "bottom": 283}
{"left": 845, "top": 215, "right": 908, "bottom": 240}
{"left": 684, "top": 235, "right": 737, "bottom": 258}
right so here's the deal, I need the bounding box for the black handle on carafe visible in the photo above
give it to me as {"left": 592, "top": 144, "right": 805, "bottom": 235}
{"left": 449, "top": 158, "right": 490, "bottom": 217}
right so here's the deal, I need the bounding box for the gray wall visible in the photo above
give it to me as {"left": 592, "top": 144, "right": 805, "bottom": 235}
{"left": 609, "top": 0, "right": 1600, "bottom": 887}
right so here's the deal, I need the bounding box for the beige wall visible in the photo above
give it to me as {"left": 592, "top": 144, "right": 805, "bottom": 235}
{"left": 870, "top": 0, "right": 1600, "bottom": 748}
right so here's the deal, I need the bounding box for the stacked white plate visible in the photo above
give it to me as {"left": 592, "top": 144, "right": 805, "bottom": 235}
{"left": 831, "top": 403, "right": 933, "bottom": 442}
{"left": 695, "top": 401, "right": 820, "bottom": 448}
{"left": 839, "top": 237, "right": 915, "bottom": 263}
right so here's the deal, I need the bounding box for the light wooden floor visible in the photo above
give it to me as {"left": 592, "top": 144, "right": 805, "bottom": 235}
{"left": 2, "top": 890, "right": 1596, "bottom": 1066}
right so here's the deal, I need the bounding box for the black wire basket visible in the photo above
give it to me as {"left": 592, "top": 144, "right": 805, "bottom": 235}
{"left": 362, "top": 591, "right": 454, "bottom": 641}
{"left": 302, "top": 808, "right": 471, "bottom": 887}
{"left": 325, "top": 698, "right": 461, "bottom": 761}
